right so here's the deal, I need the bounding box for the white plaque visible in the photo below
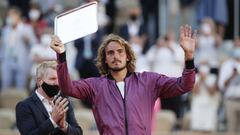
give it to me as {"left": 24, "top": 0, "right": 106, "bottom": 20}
{"left": 54, "top": 2, "right": 98, "bottom": 44}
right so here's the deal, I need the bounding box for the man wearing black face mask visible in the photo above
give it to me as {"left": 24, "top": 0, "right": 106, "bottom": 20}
{"left": 16, "top": 61, "right": 82, "bottom": 135}
{"left": 119, "top": 6, "right": 147, "bottom": 46}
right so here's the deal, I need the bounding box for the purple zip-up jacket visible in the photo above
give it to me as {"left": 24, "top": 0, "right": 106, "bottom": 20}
{"left": 57, "top": 53, "right": 195, "bottom": 135}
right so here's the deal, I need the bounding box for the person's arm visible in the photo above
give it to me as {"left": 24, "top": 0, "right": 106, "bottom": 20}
{"left": 50, "top": 36, "right": 95, "bottom": 101}
{"left": 155, "top": 25, "right": 196, "bottom": 98}
{"left": 16, "top": 102, "right": 55, "bottom": 135}
{"left": 223, "top": 68, "right": 238, "bottom": 89}
{"left": 153, "top": 60, "right": 195, "bottom": 98}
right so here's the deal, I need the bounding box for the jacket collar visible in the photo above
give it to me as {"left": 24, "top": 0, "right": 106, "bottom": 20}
{"left": 106, "top": 72, "right": 132, "bottom": 80}
{"left": 31, "top": 92, "right": 49, "bottom": 118}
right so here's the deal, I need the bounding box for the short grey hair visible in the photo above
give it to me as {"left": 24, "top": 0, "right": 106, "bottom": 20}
{"left": 36, "top": 61, "right": 57, "bottom": 79}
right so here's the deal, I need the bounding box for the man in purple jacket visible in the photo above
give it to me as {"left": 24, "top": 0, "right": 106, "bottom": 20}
{"left": 50, "top": 25, "right": 196, "bottom": 135}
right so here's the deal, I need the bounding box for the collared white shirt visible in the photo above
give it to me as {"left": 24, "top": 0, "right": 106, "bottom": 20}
{"left": 35, "top": 90, "right": 58, "bottom": 128}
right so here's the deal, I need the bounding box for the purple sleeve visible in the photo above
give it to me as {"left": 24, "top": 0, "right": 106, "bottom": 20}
{"left": 56, "top": 52, "right": 95, "bottom": 101}
{"left": 155, "top": 68, "right": 195, "bottom": 98}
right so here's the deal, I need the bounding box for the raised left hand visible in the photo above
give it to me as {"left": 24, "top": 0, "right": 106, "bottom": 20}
{"left": 179, "top": 24, "right": 197, "bottom": 60}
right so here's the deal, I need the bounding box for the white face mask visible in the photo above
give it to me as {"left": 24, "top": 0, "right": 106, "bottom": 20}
{"left": 199, "top": 65, "right": 210, "bottom": 75}
{"left": 29, "top": 9, "right": 40, "bottom": 21}
{"left": 205, "top": 75, "right": 216, "bottom": 87}
{"left": 40, "top": 34, "right": 51, "bottom": 46}
{"left": 201, "top": 23, "right": 212, "bottom": 35}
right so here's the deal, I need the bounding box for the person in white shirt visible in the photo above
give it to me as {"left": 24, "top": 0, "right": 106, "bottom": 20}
{"left": 1, "top": 7, "right": 37, "bottom": 90}
{"left": 146, "top": 35, "right": 184, "bottom": 78}
{"left": 191, "top": 64, "right": 220, "bottom": 131}
{"left": 30, "top": 31, "right": 56, "bottom": 90}
{"left": 218, "top": 46, "right": 240, "bottom": 132}
{"left": 196, "top": 18, "right": 220, "bottom": 69}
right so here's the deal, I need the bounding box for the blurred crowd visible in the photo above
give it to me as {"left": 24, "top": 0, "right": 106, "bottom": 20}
{"left": 0, "top": 0, "right": 239, "bottom": 134}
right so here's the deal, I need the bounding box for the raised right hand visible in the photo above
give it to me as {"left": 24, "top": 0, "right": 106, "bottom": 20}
{"left": 50, "top": 97, "right": 69, "bottom": 123}
{"left": 179, "top": 24, "right": 197, "bottom": 60}
{"left": 50, "top": 35, "right": 66, "bottom": 54}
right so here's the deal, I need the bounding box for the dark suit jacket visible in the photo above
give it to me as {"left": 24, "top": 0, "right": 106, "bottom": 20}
{"left": 74, "top": 29, "right": 103, "bottom": 70}
{"left": 16, "top": 92, "right": 82, "bottom": 135}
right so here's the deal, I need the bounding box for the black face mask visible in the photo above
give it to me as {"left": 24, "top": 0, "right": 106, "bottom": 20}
{"left": 130, "top": 14, "right": 138, "bottom": 21}
{"left": 41, "top": 81, "right": 59, "bottom": 98}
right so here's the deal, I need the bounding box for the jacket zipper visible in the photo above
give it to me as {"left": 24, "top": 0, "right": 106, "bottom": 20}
{"left": 115, "top": 81, "right": 128, "bottom": 135}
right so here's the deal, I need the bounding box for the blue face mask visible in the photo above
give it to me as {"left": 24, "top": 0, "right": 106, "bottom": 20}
{"left": 41, "top": 81, "right": 59, "bottom": 98}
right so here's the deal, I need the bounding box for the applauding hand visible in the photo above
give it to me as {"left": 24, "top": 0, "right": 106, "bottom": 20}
{"left": 50, "top": 97, "right": 69, "bottom": 123}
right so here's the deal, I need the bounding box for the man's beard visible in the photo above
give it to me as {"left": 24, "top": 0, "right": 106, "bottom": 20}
{"left": 109, "top": 65, "right": 127, "bottom": 72}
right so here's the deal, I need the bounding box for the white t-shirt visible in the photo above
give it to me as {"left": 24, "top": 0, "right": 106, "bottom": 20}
{"left": 116, "top": 81, "right": 125, "bottom": 98}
